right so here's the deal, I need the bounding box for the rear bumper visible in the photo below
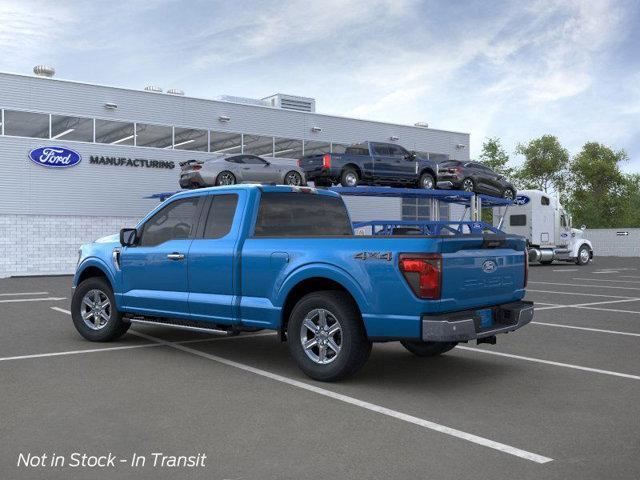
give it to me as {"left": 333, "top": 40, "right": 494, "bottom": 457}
{"left": 179, "top": 172, "right": 205, "bottom": 188}
{"left": 421, "top": 300, "right": 534, "bottom": 342}
{"left": 304, "top": 167, "right": 336, "bottom": 181}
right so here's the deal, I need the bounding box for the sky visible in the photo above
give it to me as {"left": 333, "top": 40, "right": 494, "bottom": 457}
{"left": 1, "top": 0, "right": 639, "bottom": 171}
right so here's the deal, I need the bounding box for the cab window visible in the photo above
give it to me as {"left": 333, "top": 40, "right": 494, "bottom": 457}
{"left": 139, "top": 197, "right": 201, "bottom": 247}
{"left": 202, "top": 194, "right": 239, "bottom": 239}
{"left": 372, "top": 144, "right": 390, "bottom": 156}
{"left": 541, "top": 196, "right": 550, "bottom": 205}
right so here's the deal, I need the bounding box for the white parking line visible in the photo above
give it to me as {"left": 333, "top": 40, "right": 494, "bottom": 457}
{"left": 130, "top": 330, "right": 553, "bottom": 464}
{"left": 531, "top": 322, "right": 640, "bottom": 337}
{"left": 573, "top": 278, "right": 640, "bottom": 284}
{"left": 457, "top": 346, "right": 640, "bottom": 381}
{"left": 0, "top": 297, "right": 66, "bottom": 304}
{"left": 618, "top": 275, "right": 640, "bottom": 279}
{"left": 552, "top": 269, "right": 578, "bottom": 272}
{"left": 534, "top": 298, "right": 640, "bottom": 311}
{"left": 528, "top": 289, "right": 638, "bottom": 299}
{"left": 0, "top": 291, "right": 49, "bottom": 296}
{"left": 529, "top": 281, "right": 640, "bottom": 291}
{"left": 574, "top": 306, "right": 640, "bottom": 315}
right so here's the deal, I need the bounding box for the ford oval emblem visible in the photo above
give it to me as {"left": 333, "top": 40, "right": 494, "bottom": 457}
{"left": 482, "top": 260, "right": 497, "bottom": 273}
{"left": 28, "top": 146, "right": 82, "bottom": 168}
{"left": 514, "top": 195, "right": 530, "bottom": 205}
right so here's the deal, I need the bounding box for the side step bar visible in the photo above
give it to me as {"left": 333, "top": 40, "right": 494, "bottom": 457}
{"left": 124, "top": 316, "right": 235, "bottom": 336}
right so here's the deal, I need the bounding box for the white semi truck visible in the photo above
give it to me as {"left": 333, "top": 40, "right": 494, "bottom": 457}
{"left": 494, "top": 189, "right": 593, "bottom": 265}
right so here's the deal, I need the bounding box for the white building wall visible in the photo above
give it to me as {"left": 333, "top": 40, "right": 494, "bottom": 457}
{"left": 583, "top": 229, "right": 640, "bottom": 257}
{"left": 0, "top": 214, "right": 139, "bottom": 277}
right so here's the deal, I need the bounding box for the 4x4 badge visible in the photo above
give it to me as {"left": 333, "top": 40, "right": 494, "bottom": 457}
{"left": 354, "top": 252, "right": 392, "bottom": 261}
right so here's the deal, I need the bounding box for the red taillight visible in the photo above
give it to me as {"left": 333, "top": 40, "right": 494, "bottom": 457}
{"left": 399, "top": 253, "right": 442, "bottom": 299}
{"left": 322, "top": 153, "right": 331, "bottom": 169}
{"left": 524, "top": 250, "right": 529, "bottom": 287}
{"left": 297, "top": 159, "right": 302, "bottom": 167}
{"left": 192, "top": 164, "right": 202, "bottom": 170}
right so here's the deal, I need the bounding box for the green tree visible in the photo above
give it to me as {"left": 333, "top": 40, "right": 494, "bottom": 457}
{"left": 515, "top": 135, "right": 569, "bottom": 193}
{"left": 479, "top": 137, "right": 514, "bottom": 177}
{"left": 619, "top": 174, "right": 640, "bottom": 227}
{"left": 566, "top": 142, "right": 628, "bottom": 228}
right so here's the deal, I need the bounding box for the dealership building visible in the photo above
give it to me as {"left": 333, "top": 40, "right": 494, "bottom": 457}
{"left": 0, "top": 68, "right": 470, "bottom": 277}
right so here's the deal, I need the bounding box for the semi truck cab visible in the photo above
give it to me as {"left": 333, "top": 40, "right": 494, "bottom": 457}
{"left": 495, "top": 189, "right": 593, "bottom": 265}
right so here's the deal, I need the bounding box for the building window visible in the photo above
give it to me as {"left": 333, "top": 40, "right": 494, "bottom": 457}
{"left": 3, "top": 110, "right": 50, "bottom": 139}
{"left": 210, "top": 131, "right": 242, "bottom": 154}
{"left": 172, "top": 127, "right": 208, "bottom": 151}
{"left": 243, "top": 134, "right": 274, "bottom": 156}
{"left": 303, "top": 140, "right": 330, "bottom": 156}
{"left": 402, "top": 199, "right": 449, "bottom": 221}
{"left": 135, "top": 123, "right": 173, "bottom": 148}
{"left": 273, "top": 137, "right": 303, "bottom": 159}
{"left": 95, "top": 119, "right": 135, "bottom": 145}
{"left": 50, "top": 114, "right": 94, "bottom": 142}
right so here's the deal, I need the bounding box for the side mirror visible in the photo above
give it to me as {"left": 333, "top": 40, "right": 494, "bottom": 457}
{"left": 581, "top": 224, "right": 586, "bottom": 230}
{"left": 120, "top": 228, "right": 138, "bottom": 247}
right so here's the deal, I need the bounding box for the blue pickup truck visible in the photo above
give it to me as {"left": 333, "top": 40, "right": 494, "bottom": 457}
{"left": 71, "top": 184, "right": 533, "bottom": 381}
{"left": 299, "top": 141, "right": 439, "bottom": 189}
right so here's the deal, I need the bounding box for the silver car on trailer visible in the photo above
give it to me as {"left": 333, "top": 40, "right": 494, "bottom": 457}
{"left": 179, "top": 154, "right": 306, "bottom": 188}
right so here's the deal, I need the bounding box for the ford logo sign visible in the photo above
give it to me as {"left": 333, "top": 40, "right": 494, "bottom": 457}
{"left": 28, "top": 146, "right": 82, "bottom": 168}
{"left": 514, "top": 195, "right": 530, "bottom": 205}
{"left": 482, "top": 260, "right": 497, "bottom": 273}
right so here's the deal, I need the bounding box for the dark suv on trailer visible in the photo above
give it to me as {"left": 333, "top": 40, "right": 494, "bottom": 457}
{"left": 436, "top": 160, "right": 516, "bottom": 199}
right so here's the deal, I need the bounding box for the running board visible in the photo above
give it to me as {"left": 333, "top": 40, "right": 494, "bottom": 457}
{"left": 126, "top": 317, "right": 232, "bottom": 336}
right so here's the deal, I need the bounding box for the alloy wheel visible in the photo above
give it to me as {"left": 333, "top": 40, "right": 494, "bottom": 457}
{"left": 285, "top": 171, "right": 302, "bottom": 186}
{"left": 503, "top": 189, "right": 515, "bottom": 200}
{"left": 300, "top": 308, "right": 342, "bottom": 364}
{"left": 218, "top": 172, "right": 236, "bottom": 185}
{"left": 580, "top": 247, "right": 590, "bottom": 263}
{"left": 462, "top": 179, "right": 474, "bottom": 192}
{"left": 345, "top": 172, "right": 358, "bottom": 187}
{"left": 81, "top": 289, "right": 111, "bottom": 330}
{"left": 421, "top": 176, "right": 434, "bottom": 189}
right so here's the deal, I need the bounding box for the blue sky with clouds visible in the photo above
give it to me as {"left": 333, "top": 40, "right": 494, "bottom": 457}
{"left": 1, "top": 0, "right": 639, "bottom": 170}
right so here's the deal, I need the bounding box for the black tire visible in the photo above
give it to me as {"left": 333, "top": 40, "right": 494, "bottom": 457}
{"left": 287, "top": 291, "right": 371, "bottom": 381}
{"left": 215, "top": 171, "right": 236, "bottom": 186}
{"left": 461, "top": 178, "right": 475, "bottom": 192}
{"left": 419, "top": 172, "right": 435, "bottom": 190}
{"left": 576, "top": 245, "right": 591, "bottom": 265}
{"left": 340, "top": 168, "right": 359, "bottom": 187}
{"left": 502, "top": 188, "right": 516, "bottom": 200}
{"left": 284, "top": 170, "right": 303, "bottom": 186}
{"left": 400, "top": 340, "right": 457, "bottom": 357}
{"left": 71, "top": 277, "right": 130, "bottom": 342}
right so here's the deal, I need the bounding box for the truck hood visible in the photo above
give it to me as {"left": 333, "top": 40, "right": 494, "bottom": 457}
{"left": 571, "top": 228, "right": 585, "bottom": 239}
{"left": 95, "top": 233, "right": 119, "bottom": 244}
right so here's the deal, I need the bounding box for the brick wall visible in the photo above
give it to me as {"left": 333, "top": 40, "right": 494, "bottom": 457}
{"left": 0, "top": 214, "right": 140, "bottom": 277}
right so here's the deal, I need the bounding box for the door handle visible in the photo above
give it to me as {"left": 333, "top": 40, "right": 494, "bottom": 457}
{"left": 167, "top": 253, "right": 185, "bottom": 261}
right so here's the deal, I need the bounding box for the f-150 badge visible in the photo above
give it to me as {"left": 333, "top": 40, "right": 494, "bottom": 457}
{"left": 354, "top": 252, "right": 392, "bottom": 261}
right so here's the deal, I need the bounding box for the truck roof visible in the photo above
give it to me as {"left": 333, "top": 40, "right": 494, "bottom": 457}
{"left": 162, "top": 184, "right": 341, "bottom": 201}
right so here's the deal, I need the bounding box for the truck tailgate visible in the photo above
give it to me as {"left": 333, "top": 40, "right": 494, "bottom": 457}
{"left": 439, "top": 236, "right": 526, "bottom": 311}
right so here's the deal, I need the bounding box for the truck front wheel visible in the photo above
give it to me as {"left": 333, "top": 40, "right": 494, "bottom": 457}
{"left": 576, "top": 245, "right": 591, "bottom": 265}
{"left": 400, "top": 340, "right": 457, "bottom": 357}
{"left": 288, "top": 291, "right": 371, "bottom": 381}
{"left": 71, "top": 277, "right": 130, "bottom": 342}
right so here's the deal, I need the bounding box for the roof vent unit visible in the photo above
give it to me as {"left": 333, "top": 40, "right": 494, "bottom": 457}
{"left": 33, "top": 65, "right": 55, "bottom": 78}
{"left": 262, "top": 93, "right": 316, "bottom": 113}
{"left": 217, "top": 95, "right": 270, "bottom": 107}
{"left": 144, "top": 85, "right": 163, "bottom": 93}
{"left": 167, "top": 88, "right": 185, "bottom": 96}
{"left": 414, "top": 122, "right": 429, "bottom": 128}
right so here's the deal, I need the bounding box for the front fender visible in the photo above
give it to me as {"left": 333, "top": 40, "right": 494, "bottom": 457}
{"left": 74, "top": 257, "right": 118, "bottom": 291}
{"left": 571, "top": 239, "right": 593, "bottom": 258}
{"left": 275, "top": 263, "right": 371, "bottom": 315}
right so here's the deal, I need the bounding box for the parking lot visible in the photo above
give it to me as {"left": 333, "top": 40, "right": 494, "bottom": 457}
{"left": 1, "top": 257, "right": 640, "bottom": 480}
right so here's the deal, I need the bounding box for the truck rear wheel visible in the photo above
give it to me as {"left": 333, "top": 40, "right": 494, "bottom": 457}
{"left": 400, "top": 340, "right": 457, "bottom": 357}
{"left": 340, "top": 168, "right": 359, "bottom": 187}
{"left": 287, "top": 291, "right": 371, "bottom": 381}
{"left": 71, "top": 277, "right": 130, "bottom": 342}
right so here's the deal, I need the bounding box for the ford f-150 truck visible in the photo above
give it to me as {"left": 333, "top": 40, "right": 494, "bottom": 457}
{"left": 71, "top": 184, "right": 533, "bottom": 381}
{"left": 299, "top": 142, "right": 439, "bottom": 189}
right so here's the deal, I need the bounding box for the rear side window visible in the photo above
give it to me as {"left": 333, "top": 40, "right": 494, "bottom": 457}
{"left": 510, "top": 214, "right": 527, "bottom": 226}
{"left": 203, "top": 194, "right": 239, "bottom": 239}
{"left": 254, "top": 192, "right": 352, "bottom": 236}
{"left": 345, "top": 144, "right": 369, "bottom": 155}
{"left": 372, "top": 144, "right": 390, "bottom": 155}
{"left": 140, "top": 197, "right": 201, "bottom": 246}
